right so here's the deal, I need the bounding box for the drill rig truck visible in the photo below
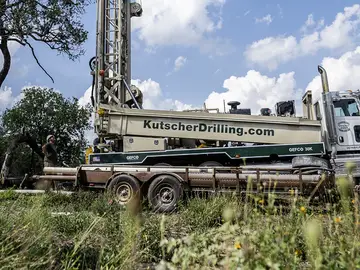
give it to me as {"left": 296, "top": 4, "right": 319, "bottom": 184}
{"left": 85, "top": 1, "right": 360, "bottom": 175}
{"left": 1, "top": 0, "right": 360, "bottom": 212}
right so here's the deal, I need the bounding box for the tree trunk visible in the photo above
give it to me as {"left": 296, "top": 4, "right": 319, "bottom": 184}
{"left": 0, "top": 35, "right": 11, "bottom": 89}
{"left": 0, "top": 0, "right": 10, "bottom": 88}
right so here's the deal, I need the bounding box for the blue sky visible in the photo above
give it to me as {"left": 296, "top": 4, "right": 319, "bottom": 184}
{"left": 1, "top": 0, "right": 360, "bottom": 115}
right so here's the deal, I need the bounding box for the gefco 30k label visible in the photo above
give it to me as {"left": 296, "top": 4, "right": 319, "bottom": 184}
{"left": 288, "top": 146, "right": 315, "bottom": 152}
{"left": 142, "top": 120, "right": 275, "bottom": 137}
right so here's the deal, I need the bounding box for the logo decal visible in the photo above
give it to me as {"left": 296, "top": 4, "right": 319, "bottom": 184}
{"left": 338, "top": 121, "right": 350, "bottom": 132}
{"left": 126, "top": 155, "right": 140, "bottom": 161}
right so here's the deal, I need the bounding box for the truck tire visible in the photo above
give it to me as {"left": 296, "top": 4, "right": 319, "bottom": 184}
{"left": 199, "top": 161, "right": 228, "bottom": 173}
{"left": 200, "top": 161, "right": 222, "bottom": 167}
{"left": 292, "top": 156, "right": 330, "bottom": 169}
{"left": 154, "top": 163, "right": 171, "bottom": 166}
{"left": 147, "top": 175, "right": 183, "bottom": 213}
{"left": 107, "top": 174, "right": 141, "bottom": 205}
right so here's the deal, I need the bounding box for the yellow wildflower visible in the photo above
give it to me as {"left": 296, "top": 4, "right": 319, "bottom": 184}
{"left": 258, "top": 199, "right": 264, "bottom": 205}
{"left": 300, "top": 206, "right": 306, "bottom": 213}
{"left": 335, "top": 217, "right": 342, "bottom": 223}
{"left": 234, "top": 242, "right": 241, "bottom": 249}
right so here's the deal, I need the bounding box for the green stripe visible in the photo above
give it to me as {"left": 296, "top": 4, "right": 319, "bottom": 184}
{"left": 89, "top": 142, "right": 325, "bottom": 164}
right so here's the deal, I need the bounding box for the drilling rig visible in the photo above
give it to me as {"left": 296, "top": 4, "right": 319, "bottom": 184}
{"left": 2, "top": 1, "right": 360, "bottom": 212}
{"left": 85, "top": 0, "right": 360, "bottom": 179}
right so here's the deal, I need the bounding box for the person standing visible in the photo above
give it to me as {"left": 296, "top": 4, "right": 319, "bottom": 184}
{"left": 42, "top": 134, "right": 58, "bottom": 167}
{"left": 36, "top": 134, "right": 58, "bottom": 191}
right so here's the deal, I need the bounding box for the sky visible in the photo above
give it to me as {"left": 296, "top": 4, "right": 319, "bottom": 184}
{"left": 1, "top": 1, "right": 360, "bottom": 132}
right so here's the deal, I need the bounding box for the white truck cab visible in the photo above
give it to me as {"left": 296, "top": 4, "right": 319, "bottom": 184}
{"left": 309, "top": 90, "right": 360, "bottom": 154}
{"left": 302, "top": 66, "right": 360, "bottom": 178}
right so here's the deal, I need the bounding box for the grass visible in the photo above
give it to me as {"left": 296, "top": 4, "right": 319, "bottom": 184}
{"left": 1, "top": 174, "right": 360, "bottom": 269}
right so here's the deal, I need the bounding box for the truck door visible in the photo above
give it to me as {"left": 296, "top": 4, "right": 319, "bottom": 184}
{"left": 333, "top": 98, "right": 360, "bottom": 151}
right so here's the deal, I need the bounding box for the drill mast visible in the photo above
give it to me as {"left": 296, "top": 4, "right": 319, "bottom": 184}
{"left": 92, "top": 0, "right": 143, "bottom": 136}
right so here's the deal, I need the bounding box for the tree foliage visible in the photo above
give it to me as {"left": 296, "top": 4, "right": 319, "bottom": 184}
{"left": 1, "top": 86, "right": 92, "bottom": 176}
{"left": 0, "top": 0, "right": 93, "bottom": 87}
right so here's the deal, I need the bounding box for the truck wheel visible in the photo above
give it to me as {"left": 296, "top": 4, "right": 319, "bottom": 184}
{"left": 200, "top": 161, "right": 222, "bottom": 167}
{"left": 107, "top": 174, "right": 141, "bottom": 205}
{"left": 292, "top": 156, "right": 330, "bottom": 169}
{"left": 154, "top": 163, "right": 171, "bottom": 166}
{"left": 147, "top": 175, "right": 183, "bottom": 213}
{"left": 199, "top": 161, "right": 228, "bottom": 173}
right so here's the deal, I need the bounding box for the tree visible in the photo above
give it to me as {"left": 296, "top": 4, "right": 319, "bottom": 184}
{"left": 0, "top": 0, "right": 93, "bottom": 88}
{"left": 1, "top": 86, "right": 93, "bottom": 174}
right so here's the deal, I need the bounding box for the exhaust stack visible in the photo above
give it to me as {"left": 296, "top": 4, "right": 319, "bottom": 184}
{"left": 318, "top": 65, "right": 329, "bottom": 93}
{"left": 317, "top": 65, "right": 337, "bottom": 159}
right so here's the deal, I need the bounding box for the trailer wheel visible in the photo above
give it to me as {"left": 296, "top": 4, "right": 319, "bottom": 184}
{"left": 147, "top": 175, "right": 183, "bottom": 213}
{"left": 107, "top": 174, "right": 141, "bottom": 205}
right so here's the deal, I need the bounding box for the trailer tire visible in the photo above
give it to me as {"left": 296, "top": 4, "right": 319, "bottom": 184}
{"left": 292, "top": 156, "right": 330, "bottom": 169}
{"left": 147, "top": 175, "right": 183, "bottom": 213}
{"left": 107, "top": 174, "right": 141, "bottom": 205}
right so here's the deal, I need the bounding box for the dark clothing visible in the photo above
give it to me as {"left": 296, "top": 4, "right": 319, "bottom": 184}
{"left": 93, "top": 145, "right": 101, "bottom": 153}
{"left": 43, "top": 143, "right": 58, "bottom": 167}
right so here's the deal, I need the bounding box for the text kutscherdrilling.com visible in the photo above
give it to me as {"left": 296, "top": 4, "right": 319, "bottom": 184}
{"left": 143, "top": 120, "right": 275, "bottom": 137}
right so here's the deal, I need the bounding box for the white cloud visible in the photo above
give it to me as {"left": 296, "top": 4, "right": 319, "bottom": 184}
{"left": 305, "top": 14, "right": 315, "bottom": 26}
{"left": 0, "top": 86, "right": 24, "bottom": 112}
{"left": 174, "top": 56, "right": 187, "bottom": 71}
{"left": 245, "top": 4, "right": 360, "bottom": 70}
{"left": 204, "top": 70, "right": 302, "bottom": 115}
{"left": 131, "top": 0, "right": 232, "bottom": 55}
{"left": 306, "top": 46, "right": 360, "bottom": 102}
{"left": 255, "top": 14, "right": 273, "bottom": 25}
{"left": 78, "top": 86, "right": 96, "bottom": 144}
{"left": 244, "top": 36, "right": 298, "bottom": 71}
{"left": 167, "top": 56, "right": 187, "bottom": 75}
{"left": 0, "top": 86, "right": 16, "bottom": 111}
{"left": 131, "top": 78, "right": 196, "bottom": 111}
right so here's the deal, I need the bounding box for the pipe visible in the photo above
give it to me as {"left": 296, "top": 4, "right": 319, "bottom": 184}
{"left": 318, "top": 65, "right": 329, "bottom": 93}
{"left": 43, "top": 167, "right": 78, "bottom": 174}
{"left": 318, "top": 65, "right": 337, "bottom": 159}
{"left": 188, "top": 173, "right": 321, "bottom": 182}
{"left": 0, "top": 190, "right": 75, "bottom": 195}
{"left": 34, "top": 175, "right": 77, "bottom": 181}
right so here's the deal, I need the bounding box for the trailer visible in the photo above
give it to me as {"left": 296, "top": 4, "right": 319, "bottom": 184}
{"left": 25, "top": 164, "right": 334, "bottom": 213}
